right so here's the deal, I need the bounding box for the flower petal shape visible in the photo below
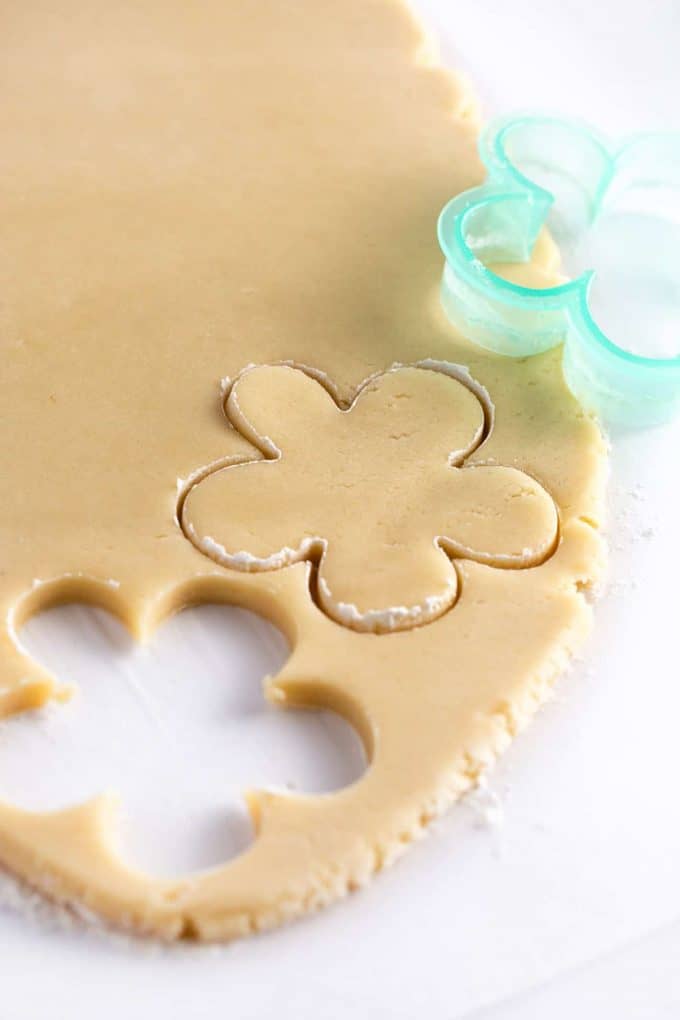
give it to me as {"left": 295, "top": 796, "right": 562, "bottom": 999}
{"left": 182, "top": 364, "right": 559, "bottom": 632}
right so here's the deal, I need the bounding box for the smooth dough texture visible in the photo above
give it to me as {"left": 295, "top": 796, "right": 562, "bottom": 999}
{"left": 182, "top": 363, "right": 560, "bottom": 632}
{"left": 0, "top": 0, "right": 606, "bottom": 940}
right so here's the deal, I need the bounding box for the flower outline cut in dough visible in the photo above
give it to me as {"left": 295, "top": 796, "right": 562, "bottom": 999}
{"left": 181, "top": 364, "right": 559, "bottom": 634}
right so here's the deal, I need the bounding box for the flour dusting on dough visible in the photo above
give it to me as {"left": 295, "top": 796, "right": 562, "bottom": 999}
{"left": 0, "top": 0, "right": 606, "bottom": 941}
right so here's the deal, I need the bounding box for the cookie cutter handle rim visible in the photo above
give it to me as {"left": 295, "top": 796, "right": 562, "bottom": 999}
{"left": 438, "top": 112, "right": 680, "bottom": 427}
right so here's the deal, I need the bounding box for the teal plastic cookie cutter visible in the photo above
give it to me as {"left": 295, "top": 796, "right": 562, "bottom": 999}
{"left": 438, "top": 114, "right": 680, "bottom": 427}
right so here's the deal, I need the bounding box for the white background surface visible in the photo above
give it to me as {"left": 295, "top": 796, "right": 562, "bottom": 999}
{"left": 2, "top": 1, "right": 680, "bottom": 1017}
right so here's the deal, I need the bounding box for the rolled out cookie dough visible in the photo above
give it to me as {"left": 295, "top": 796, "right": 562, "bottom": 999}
{"left": 182, "top": 363, "right": 560, "bottom": 632}
{"left": 0, "top": 0, "right": 606, "bottom": 940}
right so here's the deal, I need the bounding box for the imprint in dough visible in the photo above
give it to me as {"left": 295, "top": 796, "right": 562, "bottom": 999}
{"left": 181, "top": 363, "right": 560, "bottom": 633}
{"left": 0, "top": 0, "right": 607, "bottom": 940}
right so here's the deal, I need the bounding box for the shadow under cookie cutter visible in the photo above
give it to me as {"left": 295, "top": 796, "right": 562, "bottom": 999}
{"left": 438, "top": 114, "right": 680, "bottom": 427}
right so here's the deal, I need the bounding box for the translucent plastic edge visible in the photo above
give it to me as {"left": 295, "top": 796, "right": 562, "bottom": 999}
{"left": 437, "top": 113, "right": 680, "bottom": 376}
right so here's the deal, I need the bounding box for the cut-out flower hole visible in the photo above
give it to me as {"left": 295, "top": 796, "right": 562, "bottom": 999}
{"left": 181, "top": 363, "right": 559, "bottom": 633}
{"left": 0, "top": 603, "right": 365, "bottom": 877}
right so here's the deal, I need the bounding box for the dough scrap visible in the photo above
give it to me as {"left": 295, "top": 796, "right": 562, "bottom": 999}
{"left": 0, "top": 0, "right": 607, "bottom": 940}
{"left": 182, "top": 363, "right": 560, "bottom": 632}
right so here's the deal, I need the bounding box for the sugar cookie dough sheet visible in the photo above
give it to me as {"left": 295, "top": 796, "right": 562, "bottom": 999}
{"left": 0, "top": 0, "right": 606, "bottom": 939}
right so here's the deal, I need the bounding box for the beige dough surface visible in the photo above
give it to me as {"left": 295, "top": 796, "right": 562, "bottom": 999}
{"left": 182, "top": 363, "right": 560, "bottom": 631}
{"left": 0, "top": 0, "right": 606, "bottom": 940}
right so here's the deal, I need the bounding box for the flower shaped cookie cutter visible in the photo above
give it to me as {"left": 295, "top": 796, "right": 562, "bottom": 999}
{"left": 438, "top": 114, "right": 680, "bottom": 427}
